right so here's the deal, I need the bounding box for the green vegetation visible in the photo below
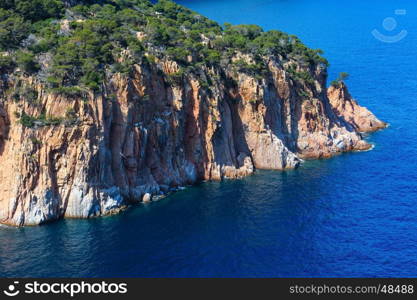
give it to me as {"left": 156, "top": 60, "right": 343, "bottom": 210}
{"left": 11, "top": 85, "right": 38, "bottom": 102}
{"left": 18, "top": 111, "right": 63, "bottom": 127}
{"left": 298, "top": 89, "right": 310, "bottom": 99}
{"left": 1, "top": 0, "right": 329, "bottom": 94}
{"left": 0, "top": 55, "right": 16, "bottom": 72}
{"left": 338, "top": 72, "right": 350, "bottom": 81}
{"left": 30, "top": 136, "right": 43, "bottom": 146}
{"left": 0, "top": 0, "right": 63, "bottom": 23}
{"left": 232, "top": 59, "right": 267, "bottom": 80}
{"left": 0, "top": 7, "right": 30, "bottom": 50}
{"left": 17, "top": 111, "right": 37, "bottom": 127}
{"left": 286, "top": 64, "right": 315, "bottom": 85}
{"left": 15, "top": 105, "right": 79, "bottom": 128}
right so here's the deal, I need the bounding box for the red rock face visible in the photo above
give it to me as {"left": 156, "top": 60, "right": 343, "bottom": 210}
{"left": 0, "top": 57, "right": 385, "bottom": 226}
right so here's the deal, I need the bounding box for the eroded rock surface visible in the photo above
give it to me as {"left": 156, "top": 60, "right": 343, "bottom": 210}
{"left": 328, "top": 82, "right": 387, "bottom": 133}
{"left": 0, "top": 58, "right": 385, "bottom": 225}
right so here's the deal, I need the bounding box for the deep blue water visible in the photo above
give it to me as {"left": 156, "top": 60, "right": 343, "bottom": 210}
{"left": 1, "top": 0, "right": 417, "bottom": 277}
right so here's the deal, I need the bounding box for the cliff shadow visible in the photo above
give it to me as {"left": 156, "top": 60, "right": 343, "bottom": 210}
{"left": 263, "top": 79, "right": 300, "bottom": 153}
{"left": 0, "top": 103, "right": 10, "bottom": 157}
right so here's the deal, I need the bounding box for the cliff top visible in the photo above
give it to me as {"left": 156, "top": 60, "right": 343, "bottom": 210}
{"left": 0, "top": 0, "right": 328, "bottom": 95}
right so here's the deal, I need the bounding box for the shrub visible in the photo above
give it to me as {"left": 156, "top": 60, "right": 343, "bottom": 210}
{"left": 202, "top": 49, "right": 221, "bottom": 65}
{"left": 338, "top": 72, "right": 349, "bottom": 81}
{"left": 30, "top": 136, "right": 42, "bottom": 146}
{"left": 0, "top": 11, "right": 30, "bottom": 50}
{"left": 19, "top": 112, "right": 36, "bottom": 127}
{"left": 13, "top": 85, "right": 39, "bottom": 102}
{"left": 166, "top": 47, "right": 190, "bottom": 64}
{"left": 330, "top": 80, "right": 341, "bottom": 88}
{"left": 0, "top": 0, "right": 331, "bottom": 95}
{"left": 166, "top": 69, "right": 184, "bottom": 85}
{"left": 15, "top": 51, "right": 39, "bottom": 74}
{"left": 14, "top": 0, "right": 64, "bottom": 22}
{"left": 233, "top": 59, "right": 266, "bottom": 78}
{"left": 49, "top": 86, "right": 86, "bottom": 98}
{"left": 331, "top": 72, "right": 350, "bottom": 88}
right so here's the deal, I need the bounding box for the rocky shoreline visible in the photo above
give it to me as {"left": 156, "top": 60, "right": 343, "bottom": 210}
{"left": 0, "top": 0, "right": 387, "bottom": 226}
{"left": 0, "top": 56, "right": 386, "bottom": 226}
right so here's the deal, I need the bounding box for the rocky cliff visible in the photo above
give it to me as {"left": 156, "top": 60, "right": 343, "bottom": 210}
{"left": 0, "top": 56, "right": 385, "bottom": 226}
{"left": 0, "top": 0, "right": 386, "bottom": 226}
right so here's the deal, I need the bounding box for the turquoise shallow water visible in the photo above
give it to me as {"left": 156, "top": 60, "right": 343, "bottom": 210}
{"left": 1, "top": 0, "right": 417, "bottom": 277}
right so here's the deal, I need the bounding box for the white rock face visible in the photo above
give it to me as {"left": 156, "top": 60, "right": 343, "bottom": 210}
{"left": 142, "top": 193, "right": 152, "bottom": 203}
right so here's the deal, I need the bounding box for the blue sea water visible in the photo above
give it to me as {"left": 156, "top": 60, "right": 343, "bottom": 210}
{"left": 1, "top": 0, "right": 417, "bottom": 277}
